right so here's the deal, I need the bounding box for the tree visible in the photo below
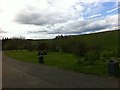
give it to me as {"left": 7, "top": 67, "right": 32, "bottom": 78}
{"left": 38, "top": 43, "right": 49, "bottom": 51}
{"left": 73, "top": 41, "right": 88, "bottom": 57}
{"left": 25, "top": 41, "right": 33, "bottom": 51}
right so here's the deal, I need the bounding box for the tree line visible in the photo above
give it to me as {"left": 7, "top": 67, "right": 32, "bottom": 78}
{"left": 2, "top": 36, "right": 103, "bottom": 57}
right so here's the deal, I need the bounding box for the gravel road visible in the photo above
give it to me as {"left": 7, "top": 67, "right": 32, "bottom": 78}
{"left": 2, "top": 55, "right": 119, "bottom": 88}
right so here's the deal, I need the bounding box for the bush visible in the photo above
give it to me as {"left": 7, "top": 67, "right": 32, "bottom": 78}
{"left": 73, "top": 41, "right": 88, "bottom": 57}
{"left": 100, "top": 50, "right": 114, "bottom": 59}
{"left": 85, "top": 50, "right": 100, "bottom": 64}
{"left": 61, "top": 40, "right": 75, "bottom": 53}
{"left": 77, "top": 58, "right": 85, "bottom": 64}
{"left": 38, "top": 43, "right": 49, "bottom": 51}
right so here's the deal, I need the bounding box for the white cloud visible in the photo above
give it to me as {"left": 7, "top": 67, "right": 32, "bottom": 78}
{"left": 106, "top": 14, "right": 118, "bottom": 25}
{"left": 107, "top": 7, "right": 118, "bottom": 13}
{"left": 0, "top": 27, "right": 6, "bottom": 39}
{"left": 28, "top": 13, "right": 118, "bottom": 37}
{"left": 15, "top": 0, "right": 84, "bottom": 25}
{"left": 88, "top": 14, "right": 101, "bottom": 19}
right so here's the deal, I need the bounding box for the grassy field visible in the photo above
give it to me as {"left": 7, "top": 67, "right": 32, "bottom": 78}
{"left": 3, "top": 30, "right": 119, "bottom": 77}
{"left": 4, "top": 50, "right": 108, "bottom": 76}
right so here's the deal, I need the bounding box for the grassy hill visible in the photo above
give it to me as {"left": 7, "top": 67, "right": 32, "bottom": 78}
{"left": 74, "top": 30, "right": 118, "bottom": 48}
{"left": 59, "top": 30, "right": 118, "bottom": 49}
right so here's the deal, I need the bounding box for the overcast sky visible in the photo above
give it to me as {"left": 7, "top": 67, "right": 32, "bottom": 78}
{"left": 0, "top": 0, "right": 119, "bottom": 39}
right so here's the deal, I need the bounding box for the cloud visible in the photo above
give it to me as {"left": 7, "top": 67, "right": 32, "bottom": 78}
{"left": 15, "top": 0, "right": 84, "bottom": 25}
{"left": 83, "top": 2, "right": 103, "bottom": 17}
{"left": 0, "top": 2, "right": 3, "bottom": 13}
{"left": 88, "top": 14, "right": 101, "bottom": 19}
{"left": 107, "top": 7, "right": 118, "bottom": 13}
{"left": 0, "top": 9, "right": 2, "bottom": 13}
{"left": 0, "top": 28, "right": 6, "bottom": 33}
{"left": 16, "top": 11, "right": 69, "bottom": 25}
{"left": 0, "top": 27, "right": 7, "bottom": 39}
{"left": 0, "top": 6, "right": 3, "bottom": 14}
{"left": 27, "top": 13, "right": 118, "bottom": 35}
{"left": 27, "top": 30, "right": 48, "bottom": 34}
{"left": 15, "top": 1, "right": 106, "bottom": 28}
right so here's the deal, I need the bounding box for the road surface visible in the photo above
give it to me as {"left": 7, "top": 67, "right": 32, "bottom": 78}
{"left": 2, "top": 55, "right": 119, "bottom": 88}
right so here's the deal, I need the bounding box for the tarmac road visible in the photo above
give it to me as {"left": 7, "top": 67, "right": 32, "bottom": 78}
{"left": 2, "top": 55, "right": 119, "bottom": 88}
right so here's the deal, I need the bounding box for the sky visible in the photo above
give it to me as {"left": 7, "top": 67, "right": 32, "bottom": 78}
{"left": 0, "top": 0, "right": 120, "bottom": 39}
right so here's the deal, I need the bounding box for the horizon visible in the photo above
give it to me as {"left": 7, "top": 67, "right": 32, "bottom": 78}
{"left": 0, "top": 0, "right": 120, "bottom": 39}
{"left": 1, "top": 29, "right": 119, "bottom": 40}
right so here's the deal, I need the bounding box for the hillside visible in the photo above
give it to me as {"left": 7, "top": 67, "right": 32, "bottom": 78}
{"left": 67, "top": 30, "right": 119, "bottom": 49}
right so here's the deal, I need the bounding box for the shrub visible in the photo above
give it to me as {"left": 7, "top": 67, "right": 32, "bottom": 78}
{"left": 85, "top": 50, "right": 100, "bottom": 64}
{"left": 77, "top": 58, "right": 85, "bottom": 64}
{"left": 73, "top": 41, "right": 88, "bottom": 57}
{"left": 38, "top": 43, "right": 49, "bottom": 51}
{"left": 100, "top": 50, "right": 114, "bottom": 59}
{"left": 61, "top": 40, "right": 75, "bottom": 53}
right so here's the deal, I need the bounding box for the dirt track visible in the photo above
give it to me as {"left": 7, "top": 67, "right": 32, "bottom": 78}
{"left": 2, "top": 55, "right": 118, "bottom": 88}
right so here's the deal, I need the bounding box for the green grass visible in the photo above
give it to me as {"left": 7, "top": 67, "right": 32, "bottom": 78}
{"left": 4, "top": 50, "right": 38, "bottom": 63}
{"left": 4, "top": 50, "right": 108, "bottom": 76}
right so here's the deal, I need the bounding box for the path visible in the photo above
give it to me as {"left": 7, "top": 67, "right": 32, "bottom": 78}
{"left": 2, "top": 55, "right": 118, "bottom": 88}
